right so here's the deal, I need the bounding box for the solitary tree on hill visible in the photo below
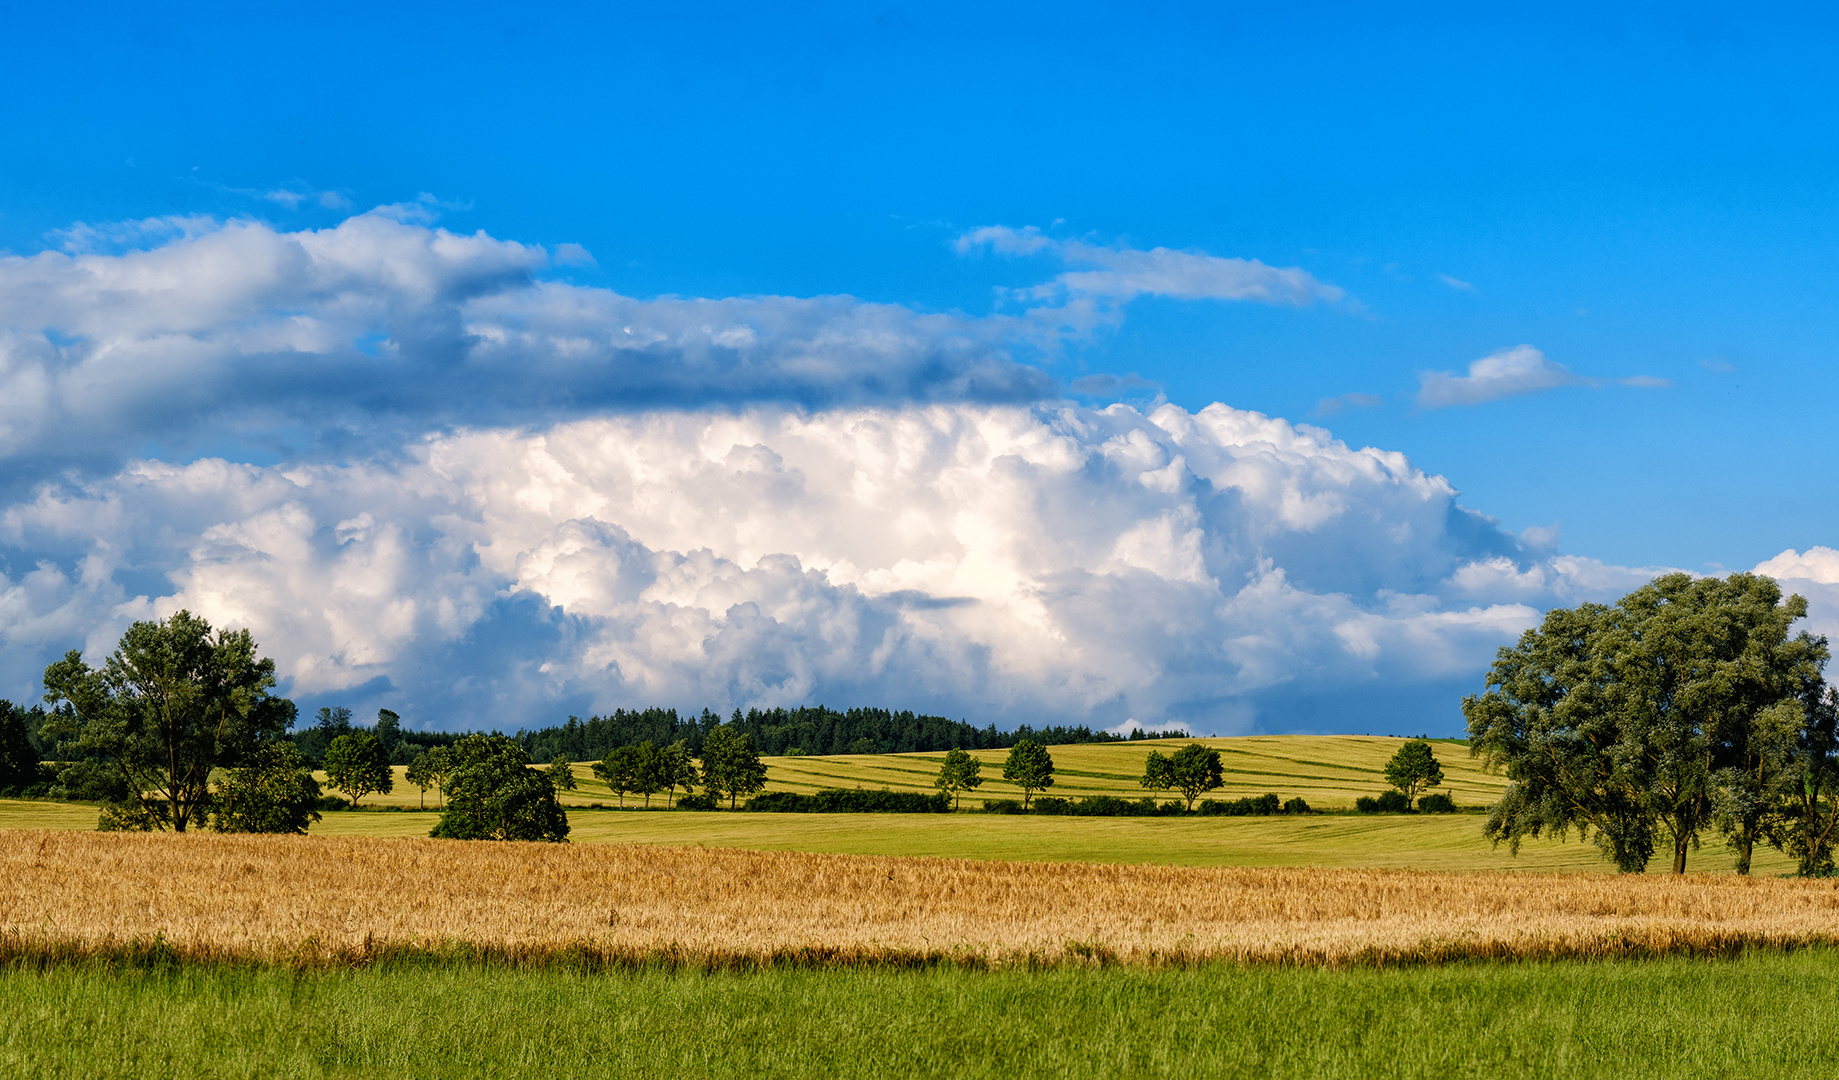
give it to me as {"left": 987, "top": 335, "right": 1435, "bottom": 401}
{"left": 1143, "top": 743, "right": 1224, "bottom": 810}
{"left": 548, "top": 753, "right": 578, "bottom": 791}
{"left": 1383, "top": 740, "right": 1444, "bottom": 811}
{"left": 324, "top": 731, "right": 393, "bottom": 808}
{"left": 934, "top": 748, "right": 984, "bottom": 809}
{"left": 594, "top": 744, "right": 639, "bottom": 806}
{"left": 405, "top": 749, "right": 439, "bottom": 809}
{"left": 1002, "top": 739, "right": 1054, "bottom": 809}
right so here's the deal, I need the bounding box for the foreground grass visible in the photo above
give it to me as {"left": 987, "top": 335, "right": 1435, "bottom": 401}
{"left": 5, "top": 952, "right": 1839, "bottom": 1078}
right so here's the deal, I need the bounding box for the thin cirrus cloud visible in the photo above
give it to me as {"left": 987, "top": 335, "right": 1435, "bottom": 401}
{"left": 1416, "top": 345, "right": 1672, "bottom": 409}
{"left": 954, "top": 224, "right": 1345, "bottom": 335}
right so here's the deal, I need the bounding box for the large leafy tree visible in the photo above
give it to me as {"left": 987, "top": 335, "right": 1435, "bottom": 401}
{"left": 210, "top": 741, "right": 323, "bottom": 834}
{"left": 1002, "top": 739, "right": 1054, "bottom": 808}
{"left": 1142, "top": 743, "right": 1223, "bottom": 810}
{"left": 700, "top": 726, "right": 767, "bottom": 808}
{"left": 0, "top": 700, "right": 50, "bottom": 795}
{"left": 41, "top": 610, "right": 295, "bottom": 832}
{"left": 430, "top": 734, "right": 569, "bottom": 842}
{"left": 934, "top": 748, "right": 984, "bottom": 809}
{"left": 1466, "top": 573, "right": 1825, "bottom": 874}
{"left": 1384, "top": 740, "right": 1445, "bottom": 810}
{"left": 1761, "top": 684, "right": 1839, "bottom": 876}
{"left": 324, "top": 731, "right": 393, "bottom": 807}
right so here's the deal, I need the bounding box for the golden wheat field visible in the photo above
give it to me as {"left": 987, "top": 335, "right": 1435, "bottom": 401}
{"left": 3, "top": 830, "right": 1837, "bottom": 969}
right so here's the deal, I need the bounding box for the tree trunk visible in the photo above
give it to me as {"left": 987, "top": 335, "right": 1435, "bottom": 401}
{"left": 1735, "top": 833, "right": 1753, "bottom": 876}
{"left": 1672, "top": 837, "right": 1689, "bottom": 875}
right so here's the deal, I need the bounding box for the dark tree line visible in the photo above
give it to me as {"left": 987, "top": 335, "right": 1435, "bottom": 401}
{"left": 517, "top": 704, "right": 1185, "bottom": 763}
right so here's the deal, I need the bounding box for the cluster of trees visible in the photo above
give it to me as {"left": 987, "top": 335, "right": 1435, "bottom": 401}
{"left": 519, "top": 705, "right": 1187, "bottom": 763}
{"left": 584, "top": 724, "right": 777, "bottom": 809}
{"left": 18, "top": 611, "right": 569, "bottom": 842}
{"left": 1466, "top": 573, "right": 1836, "bottom": 875}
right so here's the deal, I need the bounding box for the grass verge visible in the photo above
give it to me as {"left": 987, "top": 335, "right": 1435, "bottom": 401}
{"left": 5, "top": 952, "right": 1839, "bottom": 1078}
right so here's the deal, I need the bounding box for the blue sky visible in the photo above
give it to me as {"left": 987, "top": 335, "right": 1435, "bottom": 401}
{"left": 3, "top": 3, "right": 1837, "bottom": 732}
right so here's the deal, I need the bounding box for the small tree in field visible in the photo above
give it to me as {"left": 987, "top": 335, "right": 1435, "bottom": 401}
{"left": 934, "top": 748, "right": 983, "bottom": 810}
{"left": 324, "top": 731, "right": 393, "bottom": 807}
{"left": 211, "top": 741, "right": 322, "bottom": 834}
{"left": 1143, "top": 743, "right": 1223, "bottom": 810}
{"left": 593, "top": 745, "right": 639, "bottom": 806}
{"left": 661, "top": 740, "right": 698, "bottom": 806}
{"left": 430, "top": 734, "right": 568, "bottom": 842}
{"left": 700, "top": 726, "right": 767, "bottom": 808}
{"left": 1002, "top": 739, "right": 1054, "bottom": 809}
{"left": 630, "top": 741, "right": 666, "bottom": 807}
{"left": 405, "top": 749, "right": 438, "bottom": 809}
{"left": 548, "top": 753, "right": 578, "bottom": 791}
{"left": 1384, "top": 739, "right": 1444, "bottom": 810}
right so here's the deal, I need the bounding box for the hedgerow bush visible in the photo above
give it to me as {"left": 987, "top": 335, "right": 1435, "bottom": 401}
{"left": 1355, "top": 790, "right": 1412, "bottom": 813}
{"left": 744, "top": 789, "right": 949, "bottom": 813}
{"left": 1417, "top": 792, "right": 1459, "bottom": 813}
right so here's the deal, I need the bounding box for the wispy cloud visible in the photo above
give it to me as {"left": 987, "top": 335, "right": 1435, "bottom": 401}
{"left": 1437, "top": 274, "right": 1474, "bottom": 292}
{"left": 1417, "top": 345, "right": 1669, "bottom": 409}
{"left": 955, "top": 225, "right": 1344, "bottom": 335}
{"left": 1314, "top": 392, "right": 1382, "bottom": 417}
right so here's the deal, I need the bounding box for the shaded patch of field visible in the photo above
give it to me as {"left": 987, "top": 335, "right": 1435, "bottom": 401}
{"left": 7, "top": 953, "right": 1839, "bottom": 1078}
{"left": 1, "top": 832, "right": 1832, "bottom": 969}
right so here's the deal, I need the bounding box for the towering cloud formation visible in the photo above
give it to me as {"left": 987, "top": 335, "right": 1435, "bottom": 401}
{"left": 0, "top": 210, "right": 1812, "bottom": 733}
{"left": 4, "top": 399, "right": 1639, "bottom": 732}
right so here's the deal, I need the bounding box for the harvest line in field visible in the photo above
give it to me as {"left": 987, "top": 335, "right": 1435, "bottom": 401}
{"left": 4, "top": 832, "right": 1838, "bottom": 970}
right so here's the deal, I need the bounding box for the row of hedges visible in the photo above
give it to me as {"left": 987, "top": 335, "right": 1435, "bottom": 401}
{"left": 983, "top": 794, "right": 1312, "bottom": 817}
{"left": 744, "top": 789, "right": 951, "bottom": 813}
{"left": 1354, "top": 791, "right": 1460, "bottom": 813}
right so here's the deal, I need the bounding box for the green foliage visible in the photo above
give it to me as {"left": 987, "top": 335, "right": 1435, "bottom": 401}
{"left": 0, "top": 699, "right": 50, "bottom": 795}
{"left": 1142, "top": 743, "right": 1224, "bottom": 810}
{"left": 1418, "top": 793, "right": 1459, "bottom": 814}
{"left": 548, "top": 753, "right": 578, "bottom": 791}
{"left": 209, "top": 741, "right": 322, "bottom": 834}
{"left": 1759, "top": 685, "right": 1839, "bottom": 876}
{"left": 404, "top": 749, "right": 439, "bottom": 809}
{"left": 1001, "top": 739, "right": 1054, "bottom": 808}
{"left": 1383, "top": 740, "right": 1444, "bottom": 809}
{"left": 674, "top": 792, "right": 718, "bottom": 811}
{"left": 592, "top": 744, "right": 639, "bottom": 806}
{"left": 40, "top": 610, "right": 295, "bottom": 832}
{"left": 1282, "top": 797, "right": 1313, "bottom": 815}
{"left": 745, "top": 789, "right": 951, "bottom": 813}
{"left": 1466, "top": 572, "right": 1829, "bottom": 873}
{"left": 1196, "top": 793, "right": 1282, "bottom": 816}
{"left": 934, "top": 747, "right": 984, "bottom": 809}
{"left": 660, "top": 740, "right": 699, "bottom": 806}
{"left": 430, "top": 734, "right": 569, "bottom": 842}
{"left": 1355, "top": 791, "right": 1412, "bottom": 813}
{"left": 699, "top": 726, "right": 768, "bottom": 809}
{"left": 323, "top": 732, "right": 393, "bottom": 807}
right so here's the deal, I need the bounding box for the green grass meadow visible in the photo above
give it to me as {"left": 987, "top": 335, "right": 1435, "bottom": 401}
{"left": 6, "top": 951, "right": 1839, "bottom": 1079}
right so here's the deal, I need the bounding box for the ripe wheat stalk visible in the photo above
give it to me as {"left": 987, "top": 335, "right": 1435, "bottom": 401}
{"left": 4, "top": 831, "right": 1838, "bottom": 969}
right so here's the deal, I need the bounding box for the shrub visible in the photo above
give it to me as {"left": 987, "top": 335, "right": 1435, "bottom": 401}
{"left": 675, "top": 793, "right": 718, "bottom": 811}
{"left": 429, "top": 734, "right": 569, "bottom": 842}
{"left": 743, "top": 791, "right": 813, "bottom": 812}
{"left": 1418, "top": 792, "right": 1459, "bottom": 813}
{"left": 1283, "top": 797, "right": 1313, "bottom": 815}
{"left": 1198, "top": 793, "right": 1282, "bottom": 816}
{"left": 982, "top": 799, "right": 1027, "bottom": 814}
{"left": 743, "top": 789, "right": 950, "bottom": 813}
{"left": 1356, "top": 790, "right": 1412, "bottom": 813}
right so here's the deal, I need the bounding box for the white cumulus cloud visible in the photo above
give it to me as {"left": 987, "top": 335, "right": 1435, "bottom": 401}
{"left": 0, "top": 401, "right": 1660, "bottom": 733}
